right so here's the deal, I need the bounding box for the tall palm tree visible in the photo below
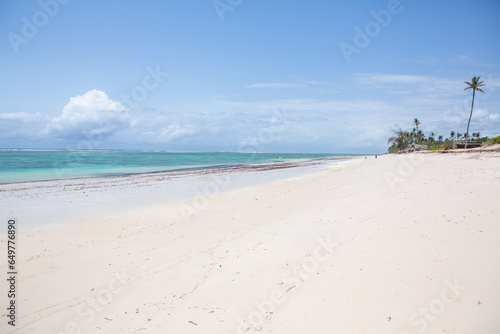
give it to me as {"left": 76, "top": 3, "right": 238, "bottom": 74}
{"left": 438, "top": 135, "right": 443, "bottom": 143}
{"left": 413, "top": 118, "right": 420, "bottom": 142}
{"left": 450, "top": 131, "right": 455, "bottom": 141}
{"left": 464, "top": 76, "right": 486, "bottom": 148}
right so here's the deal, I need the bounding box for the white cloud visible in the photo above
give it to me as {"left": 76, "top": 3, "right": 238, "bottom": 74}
{"left": 489, "top": 113, "right": 500, "bottom": 121}
{"left": 2, "top": 71, "right": 499, "bottom": 153}
{"left": 246, "top": 83, "right": 306, "bottom": 89}
{"left": 354, "top": 73, "right": 428, "bottom": 84}
{"left": 352, "top": 73, "right": 464, "bottom": 97}
{"left": 45, "top": 89, "right": 129, "bottom": 140}
{"left": 473, "top": 108, "right": 489, "bottom": 120}
{"left": 128, "top": 110, "right": 201, "bottom": 144}
{"left": 157, "top": 124, "right": 198, "bottom": 142}
{"left": 304, "top": 81, "right": 331, "bottom": 86}
{"left": 0, "top": 112, "right": 47, "bottom": 141}
{"left": 0, "top": 112, "right": 45, "bottom": 122}
{"left": 0, "top": 90, "right": 204, "bottom": 147}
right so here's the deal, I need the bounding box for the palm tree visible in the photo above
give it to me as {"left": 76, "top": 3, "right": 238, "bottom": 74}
{"left": 438, "top": 135, "right": 443, "bottom": 143}
{"left": 387, "top": 126, "right": 410, "bottom": 151}
{"left": 464, "top": 76, "right": 486, "bottom": 148}
{"left": 413, "top": 118, "right": 420, "bottom": 132}
{"left": 413, "top": 119, "right": 420, "bottom": 143}
{"left": 450, "top": 131, "right": 455, "bottom": 141}
{"left": 429, "top": 132, "right": 435, "bottom": 143}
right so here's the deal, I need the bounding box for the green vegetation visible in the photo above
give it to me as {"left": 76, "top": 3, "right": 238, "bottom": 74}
{"left": 488, "top": 135, "right": 500, "bottom": 145}
{"left": 387, "top": 121, "right": 446, "bottom": 153}
{"left": 428, "top": 144, "right": 445, "bottom": 151}
{"left": 387, "top": 76, "right": 496, "bottom": 153}
{"left": 387, "top": 119, "right": 491, "bottom": 153}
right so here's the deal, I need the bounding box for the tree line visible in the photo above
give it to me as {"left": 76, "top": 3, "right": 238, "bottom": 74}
{"left": 387, "top": 76, "right": 490, "bottom": 153}
{"left": 387, "top": 118, "right": 489, "bottom": 153}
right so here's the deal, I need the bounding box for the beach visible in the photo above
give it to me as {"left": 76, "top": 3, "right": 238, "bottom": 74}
{"left": 1, "top": 150, "right": 500, "bottom": 333}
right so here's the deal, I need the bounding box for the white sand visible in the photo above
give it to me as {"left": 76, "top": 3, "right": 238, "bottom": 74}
{"left": 1, "top": 151, "right": 499, "bottom": 333}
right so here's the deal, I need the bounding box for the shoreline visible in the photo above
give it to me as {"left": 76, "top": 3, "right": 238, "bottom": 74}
{"left": 0, "top": 150, "right": 356, "bottom": 185}
{"left": 0, "top": 157, "right": 353, "bottom": 186}
{"left": 0, "top": 157, "right": 357, "bottom": 231}
{"left": 1, "top": 151, "right": 498, "bottom": 333}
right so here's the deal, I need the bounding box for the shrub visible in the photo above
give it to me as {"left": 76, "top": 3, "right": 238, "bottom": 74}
{"left": 443, "top": 140, "right": 453, "bottom": 150}
{"left": 488, "top": 135, "right": 500, "bottom": 145}
{"left": 476, "top": 137, "right": 490, "bottom": 143}
{"left": 428, "top": 144, "right": 444, "bottom": 151}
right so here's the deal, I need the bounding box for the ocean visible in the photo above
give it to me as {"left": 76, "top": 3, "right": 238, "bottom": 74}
{"left": 0, "top": 150, "right": 351, "bottom": 184}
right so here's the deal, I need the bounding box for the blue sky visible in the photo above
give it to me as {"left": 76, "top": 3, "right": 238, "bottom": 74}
{"left": 1, "top": 0, "right": 499, "bottom": 153}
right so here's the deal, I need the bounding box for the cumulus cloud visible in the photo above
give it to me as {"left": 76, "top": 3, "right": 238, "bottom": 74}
{"left": 45, "top": 89, "right": 130, "bottom": 140}
{"left": 0, "top": 90, "right": 205, "bottom": 148}
{"left": 42, "top": 90, "right": 207, "bottom": 146}
{"left": 2, "top": 71, "right": 498, "bottom": 152}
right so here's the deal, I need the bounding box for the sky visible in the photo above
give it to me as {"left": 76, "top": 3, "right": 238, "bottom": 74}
{"left": 1, "top": 0, "right": 499, "bottom": 154}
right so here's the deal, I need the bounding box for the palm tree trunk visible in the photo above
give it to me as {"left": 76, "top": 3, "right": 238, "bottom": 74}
{"left": 465, "top": 89, "right": 475, "bottom": 149}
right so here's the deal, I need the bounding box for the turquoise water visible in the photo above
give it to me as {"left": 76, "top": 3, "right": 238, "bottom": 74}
{"left": 0, "top": 150, "right": 350, "bottom": 184}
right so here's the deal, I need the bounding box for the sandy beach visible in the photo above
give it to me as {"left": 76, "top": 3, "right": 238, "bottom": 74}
{"left": 1, "top": 150, "right": 500, "bottom": 333}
